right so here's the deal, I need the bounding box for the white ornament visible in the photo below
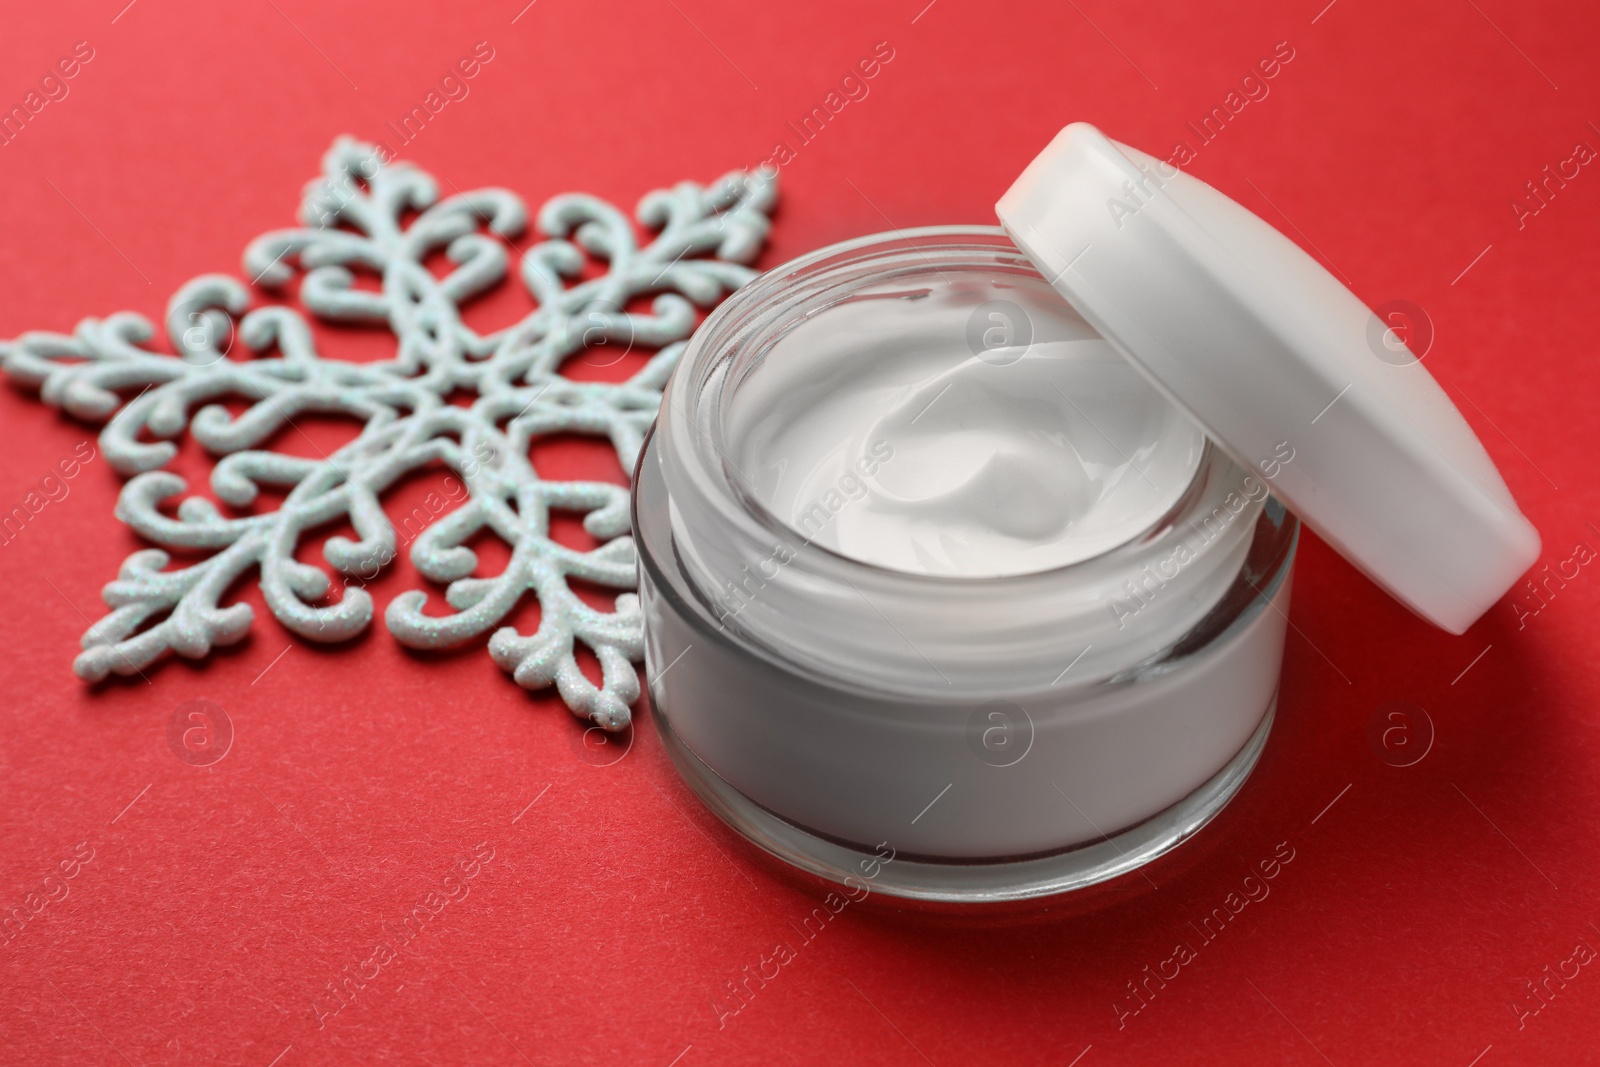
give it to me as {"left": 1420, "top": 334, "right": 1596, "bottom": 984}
{"left": 2, "top": 137, "right": 778, "bottom": 730}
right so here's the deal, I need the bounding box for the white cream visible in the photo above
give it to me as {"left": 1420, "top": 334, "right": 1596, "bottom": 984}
{"left": 729, "top": 277, "right": 1206, "bottom": 577}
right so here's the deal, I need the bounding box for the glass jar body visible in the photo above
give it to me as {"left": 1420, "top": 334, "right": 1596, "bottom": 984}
{"left": 636, "top": 228, "right": 1299, "bottom": 902}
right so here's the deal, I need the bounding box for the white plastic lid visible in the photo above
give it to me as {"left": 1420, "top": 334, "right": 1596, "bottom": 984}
{"left": 996, "top": 122, "right": 1539, "bottom": 634}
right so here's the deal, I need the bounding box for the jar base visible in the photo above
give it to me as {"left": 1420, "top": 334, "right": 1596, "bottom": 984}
{"left": 655, "top": 695, "right": 1276, "bottom": 905}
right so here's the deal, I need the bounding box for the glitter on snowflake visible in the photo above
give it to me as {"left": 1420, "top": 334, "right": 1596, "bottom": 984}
{"left": 2, "top": 137, "right": 777, "bottom": 729}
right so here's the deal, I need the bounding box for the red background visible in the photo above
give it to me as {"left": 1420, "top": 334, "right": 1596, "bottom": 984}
{"left": 2, "top": 0, "right": 1598, "bottom": 1063}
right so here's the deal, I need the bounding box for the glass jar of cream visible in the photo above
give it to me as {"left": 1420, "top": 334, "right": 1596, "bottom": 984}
{"left": 633, "top": 124, "right": 1540, "bottom": 904}
{"left": 636, "top": 228, "right": 1298, "bottom": 901}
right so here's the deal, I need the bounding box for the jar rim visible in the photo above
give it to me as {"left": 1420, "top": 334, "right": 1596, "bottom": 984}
{"left": 653, "top": 227, "right": 1280, "bottom": 694}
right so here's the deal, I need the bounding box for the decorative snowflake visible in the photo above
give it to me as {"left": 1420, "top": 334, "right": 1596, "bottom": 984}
{"left": 2, "top": 137, "right": 777, "bottom": 729}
